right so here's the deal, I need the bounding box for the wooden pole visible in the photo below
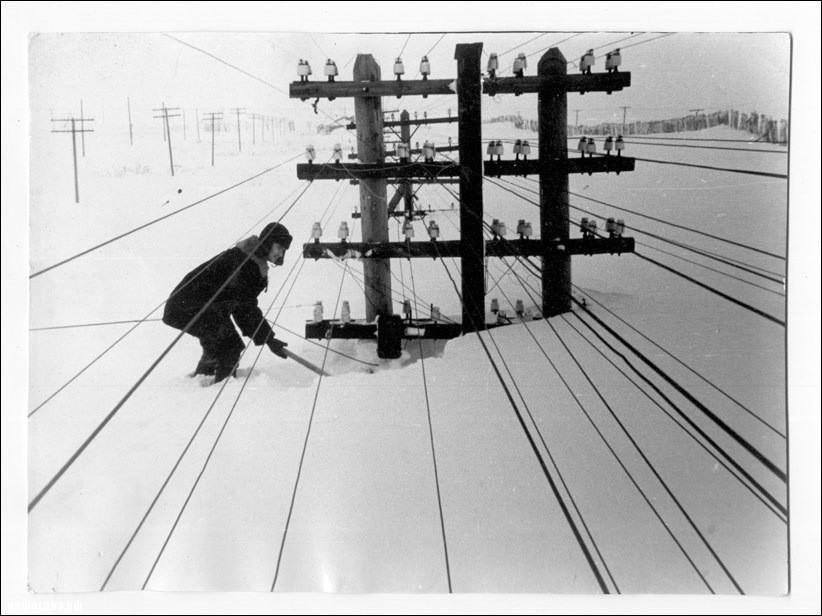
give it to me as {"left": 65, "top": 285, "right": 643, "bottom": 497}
{"left": 182, "top": 110, "right": 187, "bottom": 140}
{"left": 164, "top": 107, "right": 175, "bottom": 176}
{"left": 251, "top": 113, "right": 256, "bottom": 145}
{"left": 454, "top": 42, "right": 485, "bottom": 332}
{"left": 400, "top": 109, "right": 413, "bottom": 218}
{"left": 80, "top": 99, "right": 86, "bottom": 157}
{"left": 235, "top": 108, "right": 242, "bottom": 152}
{"left": 71, "top": 118, "right": 80, "bottom": 203}
{"left": 210, "top": 114, "right": 215, "bottom": 166}
{"left": 538, "top": 48, "right": 571, "bottom": 316}
{"left": 196, "top": 108, "right": 201, "bottom": 142}
{"left": 127, "top": 97, "right": 133, "bottom": 146}
{"left": 353, "top": 54, "right": 392, "bottom": 321}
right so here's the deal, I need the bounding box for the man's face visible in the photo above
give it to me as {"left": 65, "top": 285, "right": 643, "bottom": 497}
{"left": 267, "top": 242, "right": 286, "bottom": 266}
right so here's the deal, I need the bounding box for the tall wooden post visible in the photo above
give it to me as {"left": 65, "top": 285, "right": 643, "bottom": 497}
{"left": 164, "top": 107, "right": 175, "bottom": 176}
{"left": 454, "top": 42, "right": 484, "bottom": 332}
{"left": 354, "top": 54, "right": 392, "bottom": 320}
{"left": 400, "top": 109, "right": 413, "bottom": 218}
{"left": 196, "top": 108, "right": 201, "bottom": 142}
{"left": 70, "top": 118, "right": 80, "bottom": 203}
{"left": 538, "top": 48, "right": 571, "bottom": 316}
{"left": 127, "top": 97, "right": 134, "bottom": 146}
{"left": 79, "top": 99, "right": 86, "bottom": 157}
{"left": 210, "top": 114, "right": 216, "bottom": 166}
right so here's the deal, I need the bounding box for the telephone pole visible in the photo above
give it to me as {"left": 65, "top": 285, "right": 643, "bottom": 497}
{"left": 153, "top": 103, "right": 181, "bottom": 176}
{"left": 79, "top": 99, "right": 87, "bottom": 156}
{"left": 203, "top": 111, "right": 223, "bottom": 166}
{"left": 620, "top": 105, "right": 630, "bottom": 135}
{"left": 231, "top": 107, "right": 246, "bottom": 152}
{"left": 51, "top": 117, "right": 94, "bottom": 203}
{"left": 127, "top": 97, "right": 134, "bottom": 146}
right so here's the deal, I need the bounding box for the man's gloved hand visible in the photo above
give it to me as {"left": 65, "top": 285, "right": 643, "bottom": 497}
{"left": 266, "top": 336, "right": 289, "bottom": 359}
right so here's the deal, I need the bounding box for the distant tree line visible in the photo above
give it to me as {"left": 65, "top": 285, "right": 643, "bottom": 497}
{"left": 488, "top": 109, "right": 789, "bottom": 144}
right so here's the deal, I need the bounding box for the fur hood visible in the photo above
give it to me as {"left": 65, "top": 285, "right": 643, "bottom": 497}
{"left": 236, "top": 236, "right": 269, "bottom": 278}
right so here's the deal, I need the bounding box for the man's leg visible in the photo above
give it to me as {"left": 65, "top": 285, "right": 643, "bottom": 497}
{"left": 211, "top": 319, "right": 245, "bottom": 383}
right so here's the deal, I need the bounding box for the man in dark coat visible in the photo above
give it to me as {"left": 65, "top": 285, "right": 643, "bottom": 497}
{"left": 162, "top": 222, "right": 293, "bottom": 382}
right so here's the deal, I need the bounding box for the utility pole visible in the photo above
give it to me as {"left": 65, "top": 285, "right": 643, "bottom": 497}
{"left": 251, "top": 112, "right": 257, "bottom": 145}
{"left": 231, "top": 107, "right": 245, "bottom": 152}
{"left": 182, "top": 110, "right": 187, "bottom": 140}
{"left": 454, "top": 42, "right": 485, "bottom": 331}
{"left": 153, "top": 103, "right": 181, "bottom": 176}
{"left": 127, "top": 96, "right": 134, "bottom": 146}
{"left": 195, "top": 108, "right": 201, "bottom": 142}
{"left": 539, "top": 49, "right": 571, "bottom": 316}
{"left": 51, "top": 117, "right": 94, "bottom": 203}
{"left": 399, "top": 110, "right": 413, "bottom": 219}
{"left": 620, "top": 105, "right": 630, "bottom": 135}
{"left": 79, "top": 99, "right": 87, "bottom": 156}
{"left": 353, "top": 55, "right": 392, "bottom": 320}
{"left": 203, "top": 111, "right": 223, "bottom": 166}
{"left": 573, "top": 108, "right": 581, "bottom": 134}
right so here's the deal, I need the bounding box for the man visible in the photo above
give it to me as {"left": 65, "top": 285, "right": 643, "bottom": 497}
{"left": 162, "top": 222, "right": 293, "bottom": 383}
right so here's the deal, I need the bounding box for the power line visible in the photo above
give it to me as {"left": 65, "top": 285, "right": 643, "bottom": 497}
{"left": 570, "top": 285, "right": 785, "bottom": 438}
{"left": 162, "top": 33, "right": 288, "bottom": 95}
{"left": 624, "top": 135, "right": 786, "bottom": 144}
{"left": 102, "top": 249, "right": 306, "bottom": 590}
{"left": 494, "top": 177, "right": 786, "bottom": 282}
{"left": 28, "top": 184, "right": 314, "bottom": 512}
{"left": 619, "top": 140, "right": 788, "bottom": 154}
{"left": 435, "top": 250, "right": 611, "bottom": 593}
{"left": 570, "top": 296, "right": 786, "bottom": 480}
{"left": 408, "top": 261, "right": 453, "bottom": 593}
{"left": 484, "top": 265, "right": 621, "bottom": 592}
{"left": 635, "top": 252, "right": 785, "bottom": 326}
{"left": 28, "top": 183, "right": 308, "bottom": 418}
{"left": 551, "top": 315, "right": 745, "bottom": 594}
{"left": 30, "top": 154, "right": 302, "bottom": 279}
{"left": 562, "top": 187, "right": 786, "bottom": 261}
{"left": 270, "top": 262, "right": 349, "bottom": 591}
{"left": 624, "top": 153, "right": 787, "bottom": 179}
{"left": 559, "top": 308, "right": 787, "bottom": 522}
{"left": 500, "top": 261, "right": 787, "bottom": 520}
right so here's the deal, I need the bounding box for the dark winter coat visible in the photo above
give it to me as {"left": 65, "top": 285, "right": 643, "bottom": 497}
{"left": 162, "top": 236, "right": 274, "bottom": 345}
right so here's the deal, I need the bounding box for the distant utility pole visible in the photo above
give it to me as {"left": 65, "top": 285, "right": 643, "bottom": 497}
{"left": 231, "top": 107, "right": 246, "bottom": 152}
{"left": 573, "top": 108, "right": 581, "bottom": 134}
{"left": 182, "top": 110, "right": 187, "bottom": 141}
{"left": 620, "top": 105, "right": 630, "bottom": 135}
{"left": 51, "top": 116, "right": 94, "bottom": 203}
{"left": 195, "top": 108, "right": 201, "bottom": 142}
{"left": 250, "top": 112, "right": 257, "bottom": 145}
{"left": 153, "top": 103, "right": 181, "bottom": 176}
{"left": 79, "top": 99, "right": 87, "bottom": 156}
{"left": 127, "top": 97, "right": 134, "bottom": 146}
{"left": 203, "top": 111, "right": 223, "bottom": 166}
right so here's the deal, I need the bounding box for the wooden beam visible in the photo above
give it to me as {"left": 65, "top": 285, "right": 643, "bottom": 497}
{"left": 301, "top": 237, "right": 634, "bottom": 259}
{"left": 483, "top": 72, "right": 631, "bottom": 96}
{"left": 484, "top": 155, "right": 635, "bottom": 176}
{"left": 290, "top": 78, "right": 457, "bottom": 100}
{"left": 297, "top": 161, "right": 460, "bottom": 181}
{"left": 304, "top": 320, "right": 462, "bottom": 340}
{"left": 347, "top": 115, "right": 457, "bottom": 130}
{"left": 348, "top": 177, "right": 461, "bottom": 186}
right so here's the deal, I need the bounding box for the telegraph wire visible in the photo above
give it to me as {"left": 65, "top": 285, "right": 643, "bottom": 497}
{"left": 559, "top": 310, "right": 787, "bottom": 522}
{"left": 28, "top": 183, "right": 315, "bottom": 512}
{"left": 408, "top": 260, "right": 453, "bottom": 593}
{"left": 27, "top": 181, "right": 309, "bottom": 418}
{"left": 619, "top": 140, "right": 788, "bottom": 155}
{"left": 271, "top": 263, "right": 349, "bottom": 591}
{"left": 484, "top": 266, "right": 621, "bottom": 592}
{"left": 570, "top": 296, "right": 786, "bottom": 481}
{"left": 485, "top": 259, "right": 714, "bottom": 592}
{"left": 135, "top": 182, "right": 345, "bottom": 589}
{"left": 571, "top": 285, "right": 785, "bottom": 438}
{"left": 548, "top": 316, "right": 743, "bottom": 594}
{"left": 30, "top": 154, "right": 302, "bottom": 279}
{"left": 484, "top": 177, "right": 787, "bottom": 324}
{"left": 436, "top": 249, "right": 611, "bottom": 594}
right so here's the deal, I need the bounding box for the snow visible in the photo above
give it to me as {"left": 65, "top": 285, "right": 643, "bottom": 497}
{"left": 27, "top": 93, "right": 788, "bottom": 594}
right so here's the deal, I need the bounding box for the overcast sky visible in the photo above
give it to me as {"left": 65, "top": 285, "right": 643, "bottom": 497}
{"left": 29, "top": 30, "right": 790, "bottom": 133}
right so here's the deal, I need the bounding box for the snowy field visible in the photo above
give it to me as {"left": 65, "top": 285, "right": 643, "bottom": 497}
{"left": 27, "top": 111, "right": 789, "bottom": 595}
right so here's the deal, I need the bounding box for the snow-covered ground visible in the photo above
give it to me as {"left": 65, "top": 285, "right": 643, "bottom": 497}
{"left": 28, "top": 110, "right": 788, "bottom": 594}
